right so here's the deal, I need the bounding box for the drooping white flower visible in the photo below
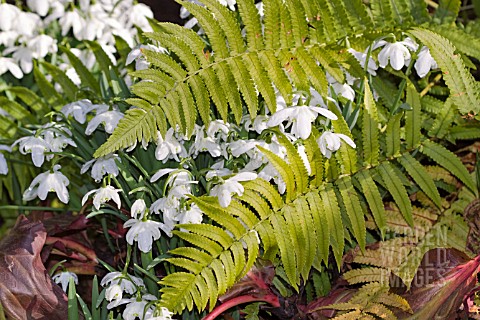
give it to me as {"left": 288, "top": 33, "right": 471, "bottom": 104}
{"left": 23, "top": 165, "right": 70, "bottom": 204}
{"left": 327, "top": 73, "right": 355, "bottom": 101}
{"left": 145, "top": 306, "right": 174, "bottom": 320}
{"left": 2, "top": 46, "right": 34, "bottom": 74}
{"left": 258, "top": 163, "right": 286, "bottom": 194}
{"left": 128, "top": 3, "right": 154, "bottom": 31}
{"left": 101, "top": 271, "right": 144, "bottom": 295}
{"left": 28, "top": 34, "right": 57, "bottom": 59}
{"left": 60, "top": 99, "right": 95, "bottom": 124}
{"left": 81, "top": 154, "right": 120, "bottom": 182}
{"left": 267, "top": 105, "right": 338, "bottom": 140}
{"left": 210, "top": 172, "right": 258, "bottom": 207}
{"left": 207, "top": 120, "right": 230, "bottom": 141}
{"left": 121, "top": 294, "right": 157, "bottom": 320}
{"left": 59, "top": 9, "right": 85, "bottom": 39}
{"left": 155, "top": 129, "right": 186, "bottom": 163}
{"left": 13, "top": 136, "right": 50, "bottom": 167}
{"left": 0, "top": 4, "right": 20, "bottom": 31}
{"left": 376, "top": 37, "right": 418, "bottom": 71}
{"left": 27, "top": 0, "right": 50, "bottom": 16}
{"left": 414, "top": 46, "right": 438, "bottom": 78}
{"left": 317, "top": 131, "right": 356, "bottom": 158}
{"left": 124, "top": 199, "right": 163, "bottom": 252}
{"left": 0, "top": 57, "right": 23, "bottom": 79}
{"left": 0, "top": 145, "right": 11, "bottom": 175}
{"left": 105, "top": 284, "right": 123, "bottom": 308}
{"left": 82, "top": 185, "right": 122, "bottom": 210}
{"left": 177, "top": 203, "right": 203, "bottom": 225}
{"left": 16, "top": 11, "right": 42, "bottom": 36}
{"left": 52, "top": 271, "right": 78, "bottom": 292}
{"left": 191, "top": 125, "right": 223, "bottom": 157}
{"left": 85, "top": 108, "right": 124, "bottom": 135}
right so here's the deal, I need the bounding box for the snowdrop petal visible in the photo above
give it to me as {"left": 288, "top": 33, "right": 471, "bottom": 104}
{"left": 337, "top": 133, "right": 356, "bottom": 148}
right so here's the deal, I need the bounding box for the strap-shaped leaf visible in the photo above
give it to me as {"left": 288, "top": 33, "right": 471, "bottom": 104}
{"left": 362, "top": 80, "right": 380, "bottom": 167}
{"left": 0, "top": 98, "right": 35, "bottom": 123}
{"left": 355, "top": 171, "right": 386, "bottom": 236}
{"left": 60, "top": 46, "right": 100, "bottom": 94}
{"left": 397, "top": 153, "right": 442, "bottom": 207}
{"left": 337, "top": 177, "right": 366, "bottom": 250}
{"left": 410, "top": 28, "right": 480, "bottom": 115}
{"left": 420, "top": 140, "right": 476, "bottom": 193}
{"left": 40, "top": 61, "right": 78, "bottom": 101}
{"left": 377, "top": 162, "right": 413, "bottom": 226}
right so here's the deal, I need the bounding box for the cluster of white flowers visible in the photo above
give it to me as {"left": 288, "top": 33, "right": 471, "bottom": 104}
{"left": 101, "top": 271, "right": 173, "bottom": 320}
{"left": 0, "top": 0, "right": 153, "bottom": 81}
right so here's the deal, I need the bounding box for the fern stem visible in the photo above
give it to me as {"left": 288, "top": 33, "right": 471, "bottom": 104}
{"left": 203, "top": 294, "right": 280, "bottom": 320}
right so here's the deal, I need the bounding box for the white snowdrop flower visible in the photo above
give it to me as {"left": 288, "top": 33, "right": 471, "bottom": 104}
{"left": 59, "top": 9, "right": 85, "bottom": 39}
{"left": 150, "top": 196, "right": 180, "bottom": 236}
{"left": 210, "top": 172, "right": 257, "bottom": 207}
{"left": 82, "top": 186, "right": 122, "bottom": 210}
{"left": 121, "top": 294, "right": 156, "bottom": 320}
{"left": 101, "top": 272, "right": 144, "bottom": 295}
{"left": 23, "top": 165, "right": 70, "bottom": 204}
{"left": 267, "top": 105, "right": 338, "bottom": 140}
{"left": 3, "top": 46, "right": 34, "bottom": 74}
{"left": 0, "top": 57, "right": 23, "bottom": 79}
{"left": 0, "top": 4, "right": 20, "bottom": 31}
{"left": 0, "top": 31, "right": 18, "bottom": 47}
{"left": 258, "top": 163, "right": 286, "bottom": 194}
{"left": 145, "top": 306, "right": 174, "bottom": 320}
{"left": 191, "top": 125, "right": 223, "bottom": 157}
{"left": 129, "top": 3, "right": 154, "bottom": 31}
{"left": 52, "top": 271, "right": 78, "bottom": 292}
{"left": 28, "top": 35, "right": 57, "bottom": 59}
{"left": 150, "top": 168, "right": 177, "bottom": 183}
{"left": 105, "top": 284, "right": 123, "bottom": 308}
{"left": 155, "top": 129, "right": 186, "bottom": 163}
{"left": 317, "top": 131, "right": 356, "bottom": 159}
{"left": 81, "top": 154, "right": 120, "bottom": 182}
{"left": 256, "top": 2, "right": 264, "bottom": 16}
{"left": 85, "top": 108, "right": 124, "bottom": 135}
{"left": 26, "top": 0, "right": 50, "bottom": 17}
{"left": 243, "top": 115, "right": 269, "bottom": 134}
{"left": 178, "top": 203, "right": 203, "bottom": 225}
{"left": 124, "top": 199, "right": 163, "bottom": 252}
{"left": 60, "top": 99, "right": 94, "bottom": 124}
{"left": 15, "top": 11, "right": 42, "bottom": 37}
{"left": 347, "top": 48, "right": 378, "bottom": 76}
{"left": 414, "top": 46, "right": 438, "bottom": 78}
{"left": 43, "top": 1, "right": 65, "bottom": 24}
{"left": 0, "top": 145, "right": 11, "bottom": 175}
{"left": 206, "top": 161, "right": 233, "bottom": 180}
{"left": 207, "top": 120, "right": 230, "bottom": 140}
{"left": 376, "top": 37, "right": 418, "bottom": 71}
{"left": 13, "top": 136, "right": 50, "bottom": 167}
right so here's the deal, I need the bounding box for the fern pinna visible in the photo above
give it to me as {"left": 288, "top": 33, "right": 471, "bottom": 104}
{"left": 91, "top": 0, "right": 480, "bottom": 314}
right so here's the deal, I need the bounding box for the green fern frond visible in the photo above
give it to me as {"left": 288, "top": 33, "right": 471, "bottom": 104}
{"left": 362, "top": 80, "right": 380, "bottom": 167}
{"left": 410, "top": 28, "right": 480, "bottom": 115}
{"left": 343, "top": 267, "right": 391, "bottom": 285}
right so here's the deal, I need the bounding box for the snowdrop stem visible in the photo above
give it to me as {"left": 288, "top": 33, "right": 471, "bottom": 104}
{"left": 123, "top": 244, "right": 132, "bottom": 274}
{"left": 44, "top": 151, "right": 85, "bottom": 161}
{"left": 390, "top": 45, "right": 423, "bottom": 115}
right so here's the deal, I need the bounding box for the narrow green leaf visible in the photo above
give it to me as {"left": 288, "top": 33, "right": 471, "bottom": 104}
{"left": 386, "top": 113, "right": 402, "bottom": 158}
{"left": 68, "top": 278, "right": 79, "bottom": 320}
{"left": 40, "top": 61, "right": 78, "bottom": 101}
{"left": 60, "top": 46, "right": 100, "bottom": 94}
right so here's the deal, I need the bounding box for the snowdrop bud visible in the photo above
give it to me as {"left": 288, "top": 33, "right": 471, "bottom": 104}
{"left": 52, "top": 271, "right": 78, "bottom": 292}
